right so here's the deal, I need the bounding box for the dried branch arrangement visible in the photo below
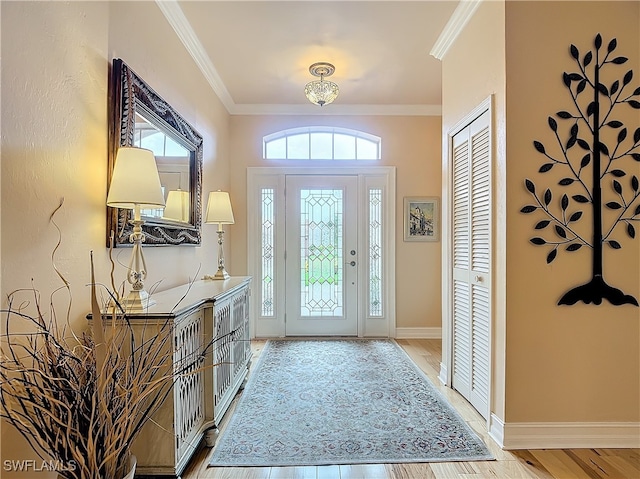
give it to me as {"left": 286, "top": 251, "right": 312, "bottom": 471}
{"left": 0, "top": 202, "right": 205, "bottom": 479}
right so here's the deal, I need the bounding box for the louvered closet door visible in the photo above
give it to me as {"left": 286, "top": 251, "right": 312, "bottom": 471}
{"left": 451, "top": 110, "right": 491, "bottom": 419}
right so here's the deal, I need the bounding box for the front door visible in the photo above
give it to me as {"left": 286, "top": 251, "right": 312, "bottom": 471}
{"left": 284, "top": 175, "right": 358, "bottom": 336}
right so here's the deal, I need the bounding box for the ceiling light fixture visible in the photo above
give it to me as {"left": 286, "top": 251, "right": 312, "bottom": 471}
{"left": 304, "top": 62, "right": 339, "bottom": 107}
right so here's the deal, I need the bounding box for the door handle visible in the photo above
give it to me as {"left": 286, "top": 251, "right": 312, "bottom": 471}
{"left": 347, "top": 261, "right": 356, "bottom": 266}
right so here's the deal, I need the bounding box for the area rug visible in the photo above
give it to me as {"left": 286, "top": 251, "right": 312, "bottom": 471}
{"left": 209, "top": 339, "right": 493, "bottom": 467}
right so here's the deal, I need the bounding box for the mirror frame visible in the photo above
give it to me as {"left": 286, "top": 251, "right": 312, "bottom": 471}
{"left": 107, "top": 58, "right": 203, "bottom": 247}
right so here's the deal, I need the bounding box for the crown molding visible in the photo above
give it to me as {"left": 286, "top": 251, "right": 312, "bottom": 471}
{"left": 430, "top": 0, "right": 483, "bottom": 61}
{"left": 157, "top": 0, "right": 442, "bottom": 117}
{"left": 155, "top": 0, "right": 235, "bottom": 111}
{"left": 231, "top": 103, "right": 442, "bottom": 116}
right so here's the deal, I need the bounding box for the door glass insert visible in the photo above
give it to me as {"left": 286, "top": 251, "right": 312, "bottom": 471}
{"left": 299, "top": 189, "right": 344, "bottom": 317}
{"left": 261, "top": 188, "right": 275, "bottom": 317}
{"left": 369, "top": 188, "right": 383, "bottom": 317}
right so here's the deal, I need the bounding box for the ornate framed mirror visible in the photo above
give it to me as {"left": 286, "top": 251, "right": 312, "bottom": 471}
{"left": 107, "top": 58, "right": 203, "bottom": 246}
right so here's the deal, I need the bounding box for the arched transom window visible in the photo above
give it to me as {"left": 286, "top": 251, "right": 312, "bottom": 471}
{"left": 263, "top": 127, "right": 381, "bottom": 160}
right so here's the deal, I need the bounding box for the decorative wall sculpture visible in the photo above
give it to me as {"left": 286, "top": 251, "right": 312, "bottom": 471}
{"left": 522, "top": 34, "right": 640, "bottom": 306}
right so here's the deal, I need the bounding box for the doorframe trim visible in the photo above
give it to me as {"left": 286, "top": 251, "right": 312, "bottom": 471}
{"left": 247, "top": 166, "right": 396, "bottom": 338}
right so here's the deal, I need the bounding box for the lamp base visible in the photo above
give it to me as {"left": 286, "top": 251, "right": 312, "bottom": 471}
{"left": 119, "top": 289, "right": 156, "bottom": 311}
{"left": 205, "top": 268, "right": 230, "bottom": 281}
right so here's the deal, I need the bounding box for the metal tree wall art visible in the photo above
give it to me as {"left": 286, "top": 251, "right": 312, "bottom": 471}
{"left": 522, "top": 34, "right": 640, "bottom": 306}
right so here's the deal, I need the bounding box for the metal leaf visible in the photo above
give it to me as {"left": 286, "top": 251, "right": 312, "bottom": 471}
{"left": 525, "top": 179, "right": 536, "bottom": 193}
{"left": 608, "top": 240, "right": 622, "bottom": 249}
{"left": 611, "top": 57, "right": 628, "bottom": 65}
{"left": 623, "top": 70, "right": 634, "bottom": 85}
{"left": 632, "top": 176, "right": 639, "bottom": 192}
{"left": 566, "top": 136, "right": 577, "bottom": 149}
{"left": 559, "top": 178, "right": 574, "bottom": 186}
{"left": 577, "top": 139, "right": 590, "bottom": 151}
{"left": 521, "top": 205, "right": 537, "bottom": 213}
{"left": 607, "top": 38, "right": 617, "bottom": 53}
{"left": 544, "top": 189, "right": 552, "bottom": 206}
{"left": 594, "top": 34, "right": 602, "bottom": 49}
{"left": 597, "top": 83, "right": 609, "bottom": 96}
{"left": 572, "top": 194, "right": 590, "bottom": 203}
{"left": 599, "top": 142, "right": 610, "bottom": 155}
{"left": 632, "top": 153, "right": 640, "bottom": 162}
{"left": 570, "top": 124, "right": 579, "bottom": 136}
{"left": 531, "top": 237, "right": 547, "bottom": 245}
{"left": 569, "top": 44, "right": 580, "bottom": 60}
{"left": 561, "top": 194, "right": 569, "bottom": 211}
{"left": 566, "top": 243, "right": 583, "bottom": 252}
{"left": 555, "top": 225, "right": 567, "bottom": 238}
{"left": 580, "top": 154, "right": 591, "bottom": 168}
{"left": 539, "top": 163, "right": 554, "bottom": 173}
{"left": 577, "top": 79, "right": 587, "bottom": 94}
{"left": 629, "top": 100, "right": 640, "bottom": 109}
{"left": 634, "top": 127, "right": 640, "bottom": 144}
{"left": 557, "top": 111, "right": 573, "bottom": 119}
{"left": 533, "top": 141, "right": 546, "bottom": 153}
{"left": 547, "top": 249, "right": 557, "bottom": 264}
{"left": 607, "top": 120, "right": 623, "bottom": 128}
{"left": 636, "top": 204, "right": 640, "bottom": 215}
{"left": 618, "top": 128, "right": 627, "bottom": 143}
{"left": 587, "top": 102, "right": 596, "bottom": 117}
{"left": 606, "top": 201, "right": 622, "bottom": 209}
{"left": 548, "top": 117, "right": 558, "bottom": 131}
{"left": 613, "top": 180, "right": 622, "bottom": 194}
{"left": 583, "top": 51, "right": 593, "bottom": 66}
{"left": 569, "top": 211, "right": 583, "bottom": 222}
{"left": 610, "top": 80, "right": 619, "bottom": 95}
{"left": 535, "top": 220, "right": 551, "bottom": 230}
{"left": 628, "top": 223, "right": 636, "bottom": 239}
{"left": 610, "top": 170, "right": 626, "bottom": 177}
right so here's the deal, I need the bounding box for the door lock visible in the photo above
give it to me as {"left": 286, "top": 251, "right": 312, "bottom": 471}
{"left": 348, "top": 261, "right": 356, "bottom": 266}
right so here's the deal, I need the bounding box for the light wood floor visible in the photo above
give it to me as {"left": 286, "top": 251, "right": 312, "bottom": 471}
{"left": 181, "top": 339, "right": 640, "bottom": 479}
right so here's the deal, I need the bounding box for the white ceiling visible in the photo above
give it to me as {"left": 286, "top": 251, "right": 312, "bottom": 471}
{"left": 159, "top": 1, "right": 463, "bottom": 115}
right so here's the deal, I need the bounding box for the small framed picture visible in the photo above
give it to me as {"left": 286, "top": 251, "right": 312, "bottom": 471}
{"left": 403, "top": 197, "right": 439, "bottom": 242}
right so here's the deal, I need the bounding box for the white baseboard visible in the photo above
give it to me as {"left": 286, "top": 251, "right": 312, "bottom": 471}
{"left": 395, "top": 327, "right": 442, "bottom": 339}
{"left": 496, "top": 420, "right": 640, "bottom": 449}
{"left": 489, "top": 414, "right": 505, "bottom": 448}
{"left": 438, "top": 362, "right": 448, "bottom": 386}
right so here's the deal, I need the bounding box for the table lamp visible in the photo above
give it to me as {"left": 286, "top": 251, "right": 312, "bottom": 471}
{"left": 106, "top": 146, "right": 165, "bottom": 309}
{"left": 204, "top": 190, "right": 235, "bottom": 280}
{"left": 163, "top": 189, "right": 190, "bottom": 222}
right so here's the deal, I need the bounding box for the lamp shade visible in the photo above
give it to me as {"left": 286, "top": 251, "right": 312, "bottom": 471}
{"left": 163, "top": 189, "right": 190, "bottom": 222}
{"left": 205, "top": 191, "right": 235, "bottom": 224}
{"left": 106, "top": 147, "right": 165, "bottom": 209}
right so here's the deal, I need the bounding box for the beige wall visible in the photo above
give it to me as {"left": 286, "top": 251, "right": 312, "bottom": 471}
{"left": 229, "top": 115, "right": 443, "bottom": 330}
{"left": 504, "top": 1, "right": 639, "bottom": 424}
{"left": 442, "top": 0, "right": 639, "bottom": 431}
{"left": 0, "top": 1, "right": 230, "bottom": 476}
{"left": 108, "top": 1, "right": 232, "bottom": 286}
{"left": 441, "top": 0, "right": 507, "bottom": 421}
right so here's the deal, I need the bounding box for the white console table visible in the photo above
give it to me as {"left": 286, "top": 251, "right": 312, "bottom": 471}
{"left": 97, "top": 277, "right": 252, "bottom": 478}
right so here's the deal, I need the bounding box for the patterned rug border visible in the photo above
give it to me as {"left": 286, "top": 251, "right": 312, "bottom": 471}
{"left": 209, "top": 339, "right": 494, "bottom": 467}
